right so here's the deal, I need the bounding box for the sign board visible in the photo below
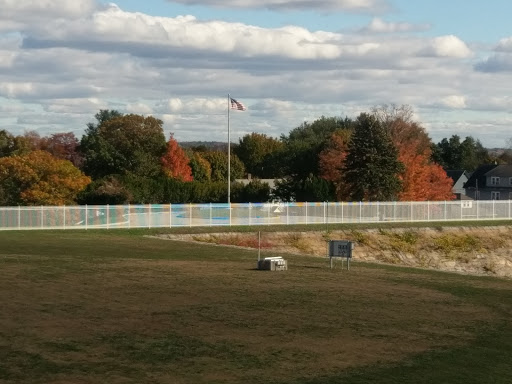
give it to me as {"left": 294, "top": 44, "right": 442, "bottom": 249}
{"left": 329, "top": 240, "right": 353, "bottom": 258}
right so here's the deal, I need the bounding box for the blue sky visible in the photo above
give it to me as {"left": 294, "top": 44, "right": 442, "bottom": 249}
{"left": 109, "top": 0, "right": 512, "bottom": 43}
{"left": 1, "top": 0, "right": 512, "bottom": 147}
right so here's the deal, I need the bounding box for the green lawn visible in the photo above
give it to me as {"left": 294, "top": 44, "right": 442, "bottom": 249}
{"left": 0, "top": 230, "right": 511, "bottom": 384}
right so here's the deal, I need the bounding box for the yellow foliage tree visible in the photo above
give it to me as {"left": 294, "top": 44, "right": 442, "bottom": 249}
{"left": 0, "top": 151, "right": 91, "bottom": 206}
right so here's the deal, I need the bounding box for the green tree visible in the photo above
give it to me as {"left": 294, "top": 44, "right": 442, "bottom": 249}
{"left": 77, "top": 176, "right": 133, "bottom": 205}
{"left": 342, "top": 113, "right": 404, "bottom": 201}
{"left": 12, "top": 131, "right": 42, "bottom": 156}
{"left": 272, "top": 176, "right": 335, "bottom": 202}
{"left": 80, "top": 112, "right": 166, "bottom": 179}
{"left": 186, "top": 151, "right": 211, "bottom": 182}
{"left": 202, "top": 150, "right": 245, "bottom": 182}
{"left": 231, "top": 180, "right": 271, "bottom": 203}
{"left": 234, "top": 133, "right": 284, "bottom": 177}
{"left": 433, "top": 135, "right": 489, "bottom": 171}
{"left": 0, "top": 130, "right": 15, "bottom": 157}
{"left": 460, "top": 136, "right": 490, "bottom": 170}
{"left": 281, "top": 116, "right": 354, "bottom": 180}
{"left": 86, "top": 109, "right": 124, "bottom": 133}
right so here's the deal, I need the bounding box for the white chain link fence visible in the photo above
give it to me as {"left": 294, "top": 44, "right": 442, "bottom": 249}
{"left": 0, "top": 200, "right": 510, "bottom": 230}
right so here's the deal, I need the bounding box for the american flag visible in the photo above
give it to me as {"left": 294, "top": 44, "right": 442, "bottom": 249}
{"left": 230, "top": 98, "right": 247, "bottom": 111}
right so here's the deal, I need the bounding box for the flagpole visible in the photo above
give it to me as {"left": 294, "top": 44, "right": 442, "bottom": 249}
{"left": 227, "top": 94, "right": 231, "bottom": 204}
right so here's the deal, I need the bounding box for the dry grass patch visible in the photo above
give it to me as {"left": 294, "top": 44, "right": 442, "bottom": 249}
{"left": 1, "top": 231, "right": 512, "bottom": 384}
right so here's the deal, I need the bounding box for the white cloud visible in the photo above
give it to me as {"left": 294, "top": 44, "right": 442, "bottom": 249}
{"left": 126, "top": 102, "right": 154, "bottom": 115}
{"left": 0, "top": 82, "right": 35, "bottom": 98}
{"left": 440, "top": 95, "right": 467, "bottom": 109}
{"left": 0, "top": 0, "right": 97, "bottom": 32}
{"left": 419, "top": 35, "right": 472, "bottom": 58}
{"left": 361, "top": 18, "right": 430, "bottom": 34}
{"left": 475, "top": 53, "right": 512, "bottom": 72}
{"left": 21, "top": 6, "right": 346, "bottom": 61}
{"left": 41, "top": 98, "right": 108, "bottom": 114}
{"left": 165, "top": 0, "right": 388, "bottom": 12}
{"left": 156, "top": 98, "right": 227, "bottom": 114}
{"left": 0, "top": 2, "right": 510, "bottom": 147}
{"left": 496, "top": 37, "right": 512, "bottom": 52}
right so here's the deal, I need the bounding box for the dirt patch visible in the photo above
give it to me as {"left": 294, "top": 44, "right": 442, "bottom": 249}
{"left": 151, "top": 225, "right": 512, "bottom": 278}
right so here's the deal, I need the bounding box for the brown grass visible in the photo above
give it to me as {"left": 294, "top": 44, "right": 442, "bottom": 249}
{"left": 0, "top": 249, "right": 500, "bottom": 384}
{"left": 1, "top": 231, "right": 511, "bottom": 383}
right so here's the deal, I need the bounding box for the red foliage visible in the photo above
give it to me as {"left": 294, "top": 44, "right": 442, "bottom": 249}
{"left": 318, "top": 132, "right": 350, "bottom": 199}
{"left": 381, "top": 115, "right": 454, "bottom": 201}
{"left": 398, "top": 140, "right": 454, "bottom": 201}
{"left": 40, "top": 132, "right": 82, "bottom": 167}
{"left": 161, "top": 135, "right": 193, "bottom": 182}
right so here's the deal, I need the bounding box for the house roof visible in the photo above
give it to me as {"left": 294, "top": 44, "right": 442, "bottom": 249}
{"left": 484, "top": 164, "right": 512, "bottom": 178}
{"left": 445, "top": 170, "right": 468, "bottom": 184}
{"left": 464, "top": 164, "right": 498, "bottom": 188}
{"left": 235, "top": 178, "right": 280, "bottom": 189}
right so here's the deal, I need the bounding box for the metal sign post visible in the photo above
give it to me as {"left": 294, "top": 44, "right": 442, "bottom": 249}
{"left": 328, "top": 240, "right": 354, "bottom": 269}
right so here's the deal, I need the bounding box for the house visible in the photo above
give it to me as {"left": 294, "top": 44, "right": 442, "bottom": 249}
{"left": 464, "top": 164, "right": 512, "bottom": 200}
{"left": 445, "top": 170, "right": 470, "bottom": 199}
{"left": 234, "top": 174, "right": 280, "bottom": 190}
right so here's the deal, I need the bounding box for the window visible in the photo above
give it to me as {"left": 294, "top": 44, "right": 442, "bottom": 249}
{"left": 491, "top": 177, "right": 500, "bottom": 185}
{"left": 491, "top": 191, "right": 500, "bottom": 200}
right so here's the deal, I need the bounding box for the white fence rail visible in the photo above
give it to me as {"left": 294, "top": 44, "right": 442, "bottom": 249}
{"left": 0, "top": 200, "right": 511, "bottom": 231}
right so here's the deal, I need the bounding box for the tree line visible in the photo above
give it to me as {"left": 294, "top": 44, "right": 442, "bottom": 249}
{"left": 0, "top": 105, "right": 500, "bottom": 206}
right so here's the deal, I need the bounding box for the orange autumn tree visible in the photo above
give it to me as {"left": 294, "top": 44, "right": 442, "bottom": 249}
{"left": 398, "top": 145, "right": 455, "bottom": 201}
{"left": 318, "top": 129, "right": 352, "bottom": 200}
{"left": 0, "top": 150, "right": 91, "bottom": 205}
{"left": 374, "top": 105, "right": 454, "bottom": 201}
{"left": 161, "top": 135, "right": 193, "bottom": 182}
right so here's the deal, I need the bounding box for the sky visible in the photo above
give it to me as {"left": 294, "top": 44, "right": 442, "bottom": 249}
{"left": 1, "top": 0, "right": 512, "bottom": 147}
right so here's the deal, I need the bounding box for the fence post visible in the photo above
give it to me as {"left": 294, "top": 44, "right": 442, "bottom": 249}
{"left": 286, "top": 203, "right": 289, "bottom": 225}
{"left": 63, "top": 205, "right": 66, "bottom": 230}
{"left": 249, "top": 202, "right": 251, "bottom": 226}
{"left": 444, "top": 201, "right": 447, "bottom": 221}
{"left": 477, "top": 200, "right": 479, "bottom": 220}
{"left": 341, "top": 202, "right": 344, "bottom": 224}
{"left": 410, "top": 201, "right": 413, "bottom": 222}
{"left": 189, "top": 203, "right": 192, "bottom": 227}
{"left": 230, "top": 202, "right": 232, "bottom": 226}
{"left": 169, "top": 203, "right": 172, "bottom": 228}
{"left": 18, "top": 205, "right": 21, "bottom": 230}
{"left": 323, "top": 202, "right": 326, "bottom": 224}
{"left": 427, "top": 201, "right": 430, "bottom": 222}
{"left": 493, "top": 199, "right": 496, "bottom": 220}
{"left": 359, "top": 202, "right": 362, "bottom": 223}
{"left": 85, "top": 204, "right": 88, "bottom": 230}
{"left": 460, "top": 200, "right": 463, "bottom": 221}
{"left": 210, "top": 203, "right": 212, "bottom": 227}
{"left": 305, "top": 202, "right": 308, "bottom": 225}
{"left": 509, "top": 199, "right": 511, "bottom": 219}
{"left": 107, "top": 204, "right": 110, "bottom": 229}
{"left": 41, "top": 206, "right": 43, "bottom": 229}
{"left": 128, "top": 203, "right": 132, "bottom": 229}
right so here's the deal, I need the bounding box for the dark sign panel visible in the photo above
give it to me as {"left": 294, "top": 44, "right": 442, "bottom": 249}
{"left": 329, "top": 240, "right": 353, "bottom": 258}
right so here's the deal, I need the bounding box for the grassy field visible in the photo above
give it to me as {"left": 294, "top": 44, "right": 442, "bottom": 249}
{"left": 1, "top": 229, "right": 512, "bottom": 384}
